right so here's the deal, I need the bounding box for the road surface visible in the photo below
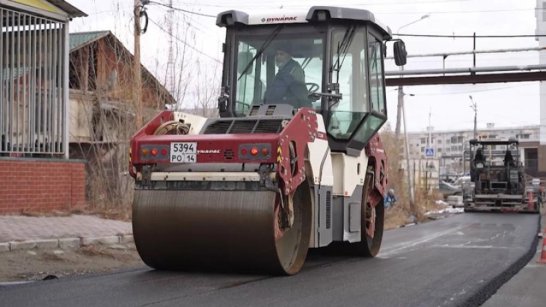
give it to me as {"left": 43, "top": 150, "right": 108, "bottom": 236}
{"left": 0, "top": 213, "right": 539, "bottom": 307}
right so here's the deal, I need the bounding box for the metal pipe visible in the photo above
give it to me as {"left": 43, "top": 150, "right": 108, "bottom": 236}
{"left": 63, "top": 22, "right": 69, "bottom": 159}
{"left": 35, "top": 18, "right": 45, "bottom": 153}
{"left": 23, "top": 14, "right": 28, "bottom": 152}
{"left": 30, "top": 15, "right": 36, "bottom": 152}
{"left": 53, "top": 21, "right": 59, "bottom": 153}
{"left": 386, "top": 64, "right": 546, "bottom": 76}
{"left": 47, "top": 19, "right": 52, "bottom": 152}
{"left": 387, "top": 46, "right": 546, "bottom": 59}
{"left": 0, "top": 8, "right": 4, "bottom": 151}
{"left": 16, "top": 12, "right": 20, "bottom": 152}
{"left": 9, "top": 10, "right": 15, "bottom": 152}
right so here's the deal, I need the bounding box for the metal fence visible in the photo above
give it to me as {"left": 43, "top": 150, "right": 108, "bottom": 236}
{"left": 1, "top": 7, "right": 67, "bottom": 156}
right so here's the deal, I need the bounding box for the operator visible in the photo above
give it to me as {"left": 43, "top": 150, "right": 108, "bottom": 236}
{"left": 263, "top": 46, "right": 311, "bottom": 108}
{"left": 503, "top": 149, "right": 515, "bottom": 167}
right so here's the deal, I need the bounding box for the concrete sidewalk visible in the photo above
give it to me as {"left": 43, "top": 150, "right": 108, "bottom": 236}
{"left": 0, "top": 215, "right": 133, "bottom": 252}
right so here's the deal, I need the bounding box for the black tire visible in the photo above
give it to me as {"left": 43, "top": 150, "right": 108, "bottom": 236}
{"left": 353, "top": 170, "right": 384, "bottom": 257}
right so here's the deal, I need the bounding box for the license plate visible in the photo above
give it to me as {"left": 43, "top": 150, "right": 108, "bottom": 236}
{"left": 170, "top": 142, "right": 197, "bottom": 163}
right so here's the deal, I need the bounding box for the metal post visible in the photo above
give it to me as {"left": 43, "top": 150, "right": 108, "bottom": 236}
{"left": 63, "top": 22, "right": 69, "bottom": 159}
{"left": 0, "top": 8, "right": 3, "bottom": 152}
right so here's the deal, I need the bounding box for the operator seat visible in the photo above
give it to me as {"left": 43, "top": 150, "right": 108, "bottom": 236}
{"left": 474, "top": 148, "right": 485, "bottom": 168}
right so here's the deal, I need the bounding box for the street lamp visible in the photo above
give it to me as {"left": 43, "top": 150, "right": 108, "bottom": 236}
{"left": 396, "top": 14, "right": 430, "bottom": 34}
{"left": 395, "top": 14, "right": 430, "bottom": 212}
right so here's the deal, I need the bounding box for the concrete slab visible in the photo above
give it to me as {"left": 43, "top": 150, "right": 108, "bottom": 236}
{"left": 0, "top": 242, "right": 9, "bottom": 252}
{"left": 9, "top": 241, "right": 37, "bottom": 251}
{"left": 81, "top": 236, "right": 120, "bottom": 246}
{"left": 59, "top": 238, "right": 81, "bottom": 249}
{"left": 34, "top": 239, "right": 59, "bottom": 249}
{"left": 120, "top": 234, "right": 134, "bottom": 244}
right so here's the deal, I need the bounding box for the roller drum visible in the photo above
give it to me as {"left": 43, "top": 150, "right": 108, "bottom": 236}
{"left": 133, "top": 183, "right": 311, "bottom": 275}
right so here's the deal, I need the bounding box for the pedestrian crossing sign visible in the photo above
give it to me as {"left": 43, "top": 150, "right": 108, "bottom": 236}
{"left": 425, "top": 147, "right": 435, "bottom": 157}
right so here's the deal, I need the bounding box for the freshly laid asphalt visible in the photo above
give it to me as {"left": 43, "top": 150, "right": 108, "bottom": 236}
{"left": 0, "top": 209, "right": 544, "bottom": 306}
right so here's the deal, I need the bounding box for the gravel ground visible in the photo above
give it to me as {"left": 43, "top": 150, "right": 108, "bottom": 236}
{"left": 0, "top": 243, "right": 144, "bottom": 283}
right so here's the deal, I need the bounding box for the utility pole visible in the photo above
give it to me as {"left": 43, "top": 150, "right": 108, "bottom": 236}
{"left": 469, "top": 95, "right": 477, "bottom": 139}
{"left": 166, "top": 0, "right": 175, "bottom": 97}
{"left": 394, "top": 14, "right": 430, "bottom": 138}
{"left": 402, "top": 96, "right": 416, "bottom": 211}
{"left": 395, "top": 66, "right": 404, "bottom": 138}
{"left": 134, "top": 0, "right": 143, "bottom": 128}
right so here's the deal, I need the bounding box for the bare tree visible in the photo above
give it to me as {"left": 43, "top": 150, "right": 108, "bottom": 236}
{"left": 192, "top": 61, "right": 220, "bottom": 117}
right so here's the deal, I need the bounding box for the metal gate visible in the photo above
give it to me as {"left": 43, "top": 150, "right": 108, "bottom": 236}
{"left": 1, "top": 6, "right": 67, "bottom": 156}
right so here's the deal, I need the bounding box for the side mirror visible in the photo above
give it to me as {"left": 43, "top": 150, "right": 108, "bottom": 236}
{"left": 393, "top": 40, "right": 407, "bottom": 66}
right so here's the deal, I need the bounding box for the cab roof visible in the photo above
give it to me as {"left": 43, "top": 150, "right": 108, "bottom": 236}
{"left": 216, "top": 6, "right": 392, "bottom": 39}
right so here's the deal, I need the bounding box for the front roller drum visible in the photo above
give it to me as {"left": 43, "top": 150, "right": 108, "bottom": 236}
{"left": 132, "top": 181, "right": 312, "bottom": 275}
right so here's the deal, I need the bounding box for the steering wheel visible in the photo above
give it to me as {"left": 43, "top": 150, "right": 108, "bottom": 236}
{"left": 306, "top": 82, "right": 320, "bottom": 102}
{"left": 306, "top": 82, "right": 319, "bottom": 94}
{"left": 236, "top": 100, "right": 251, "bottom": 112}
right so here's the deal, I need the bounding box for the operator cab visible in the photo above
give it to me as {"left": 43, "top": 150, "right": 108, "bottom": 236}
{"left": 217, "top": 6, "right": 406, "bottom": 154}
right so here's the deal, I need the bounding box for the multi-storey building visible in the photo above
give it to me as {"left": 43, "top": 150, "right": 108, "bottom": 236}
{"left": 406, "top": 124, "right": 540, "bottom": 181}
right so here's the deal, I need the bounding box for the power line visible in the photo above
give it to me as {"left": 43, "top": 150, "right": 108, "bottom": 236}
{"left": 149, "top": 1, "right": 216, "bottom": 18}
{"left": 149, "top": 18, "right": 222, "bottom": 64}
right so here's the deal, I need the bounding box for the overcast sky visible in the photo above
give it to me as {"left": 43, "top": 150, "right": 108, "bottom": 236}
{"left": 67, "top": 0, "right": 543, "bottom": 132}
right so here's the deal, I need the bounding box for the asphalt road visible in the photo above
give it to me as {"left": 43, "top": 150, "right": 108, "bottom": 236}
{"left": 0, "top": 213, "right": 539, "bottom": 307}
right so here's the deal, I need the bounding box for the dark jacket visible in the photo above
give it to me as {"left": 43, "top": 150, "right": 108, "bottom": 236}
{"left": 264, "top": 59, "right": 311, "bottom": 108}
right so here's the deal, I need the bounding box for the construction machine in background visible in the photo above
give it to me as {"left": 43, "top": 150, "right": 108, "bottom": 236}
{"left": 129, "top": 6, "right": 407, "bottom": 275}
{"left": 464, "top": 139, "right": 539, "bottom": 213}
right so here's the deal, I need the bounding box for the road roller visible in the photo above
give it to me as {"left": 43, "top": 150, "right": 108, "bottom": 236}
{"left": 129, "top": 6, "right": 407, "bottom": 275}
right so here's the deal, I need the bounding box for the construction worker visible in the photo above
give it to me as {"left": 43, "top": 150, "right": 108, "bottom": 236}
{"left": 385, "top": 189, "right": 397, "bottom": 209}
{"left": 263, "top": 46, "right": 311, "bottom": 108}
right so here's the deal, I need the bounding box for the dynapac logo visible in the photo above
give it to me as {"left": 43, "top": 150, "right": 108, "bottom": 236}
{"left": 261, "top": 16, "right": 298, "bottom": 23}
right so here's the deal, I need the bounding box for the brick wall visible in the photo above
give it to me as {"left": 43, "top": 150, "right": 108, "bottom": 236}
{"left": 0, "top": 158, "right": 86, "bottom": 214}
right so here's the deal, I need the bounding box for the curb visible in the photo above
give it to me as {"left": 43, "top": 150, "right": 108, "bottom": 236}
{"left": 539, "top": 227, "right": 546, "bottom": 264}
{"left": 0, "top": 234, "right": 134, "bottom": 252}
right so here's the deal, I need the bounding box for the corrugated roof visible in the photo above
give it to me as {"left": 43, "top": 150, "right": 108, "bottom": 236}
{"left": 69, "top": 31, "right": 110, "bottom": 51}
